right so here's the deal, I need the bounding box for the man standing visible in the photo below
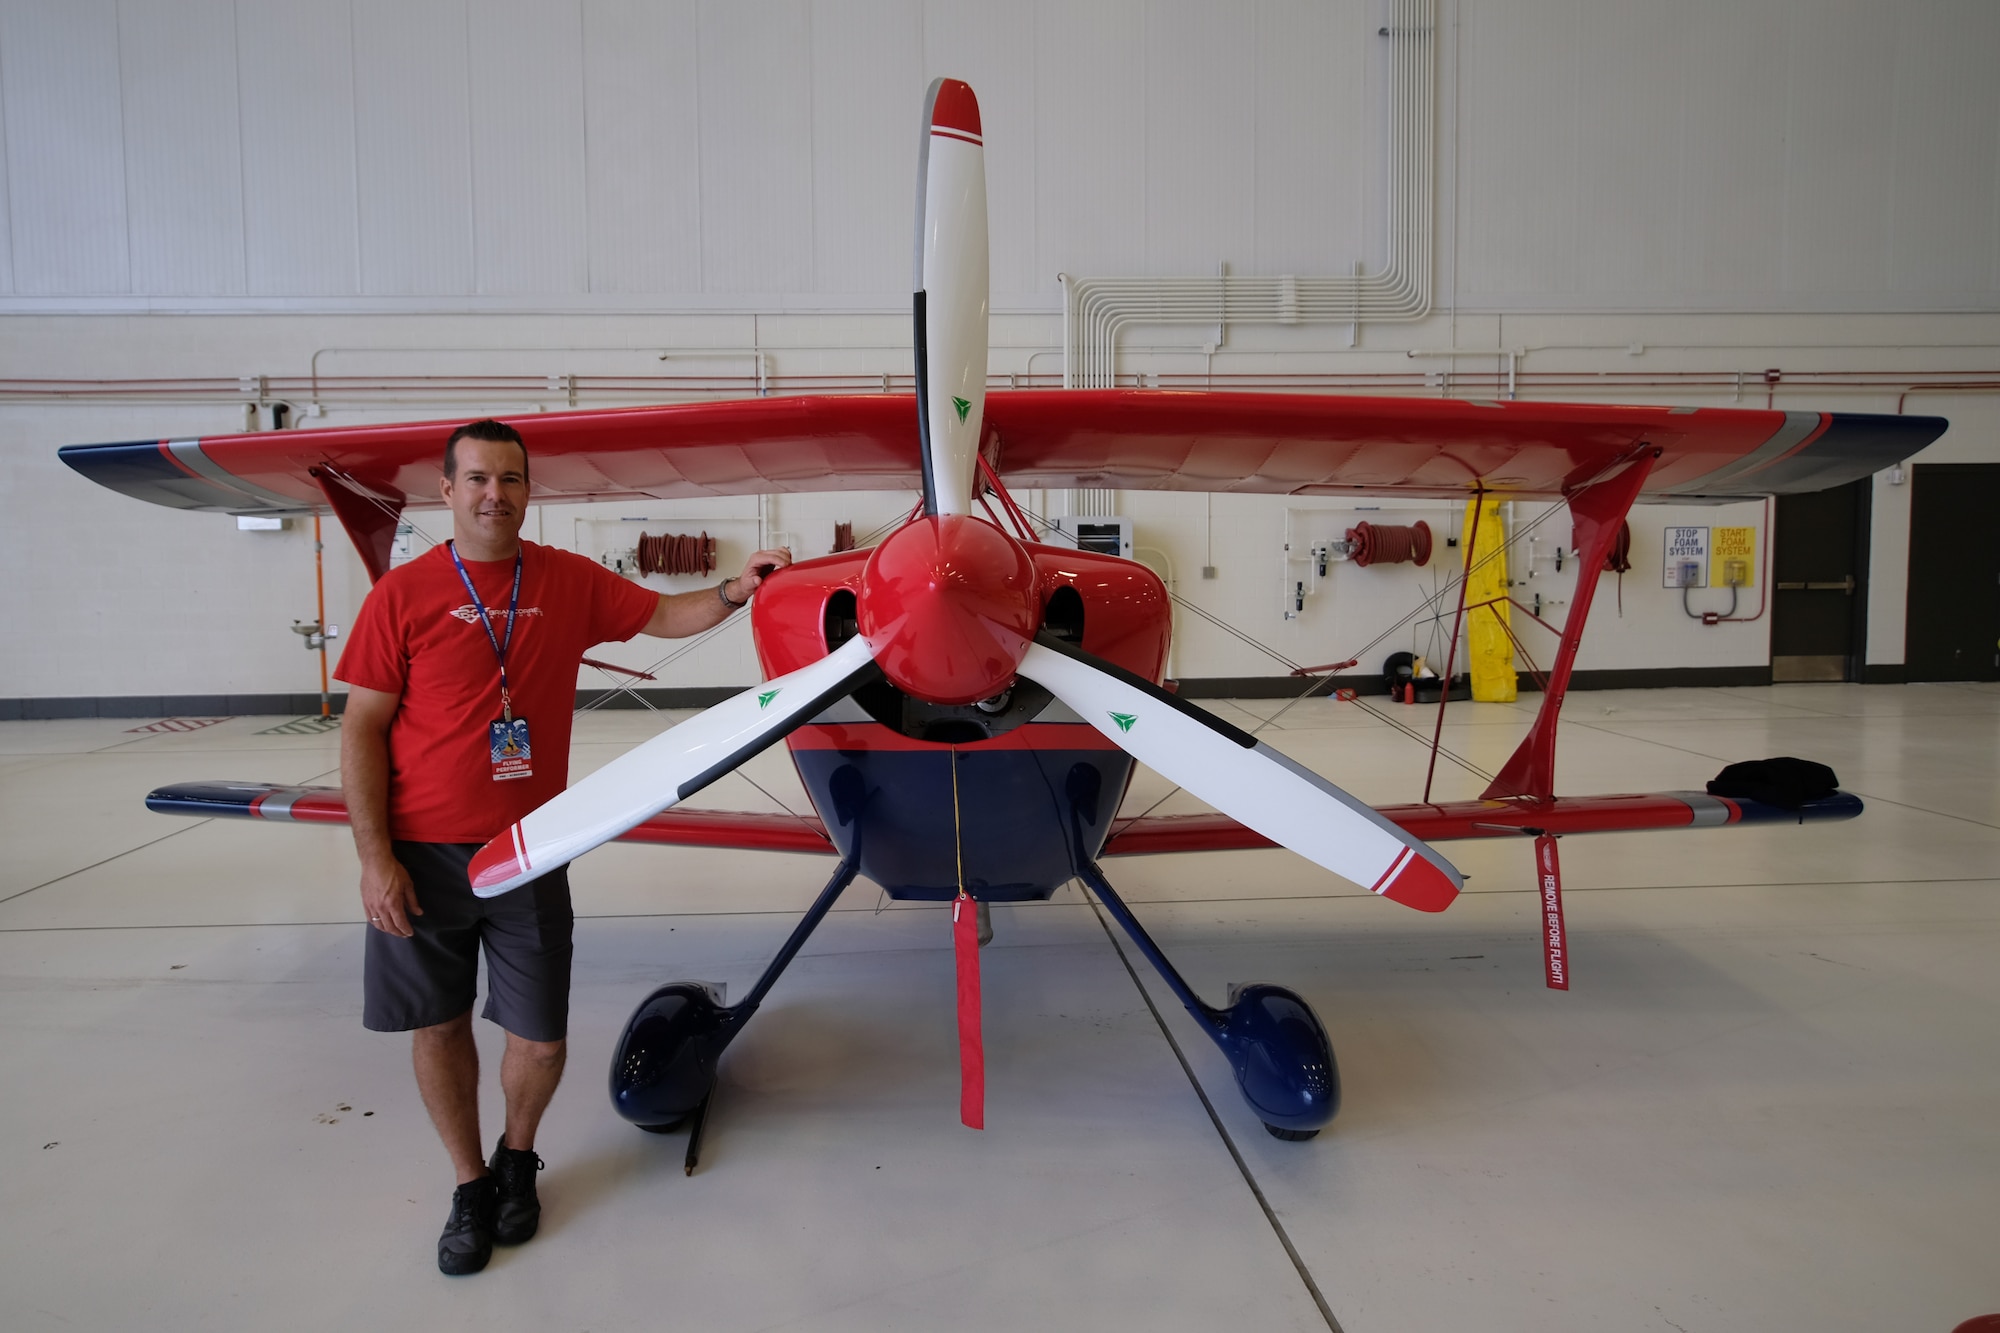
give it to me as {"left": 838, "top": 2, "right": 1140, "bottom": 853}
{"left": 336, "top": 419, "right": 790, "bottom": 1275}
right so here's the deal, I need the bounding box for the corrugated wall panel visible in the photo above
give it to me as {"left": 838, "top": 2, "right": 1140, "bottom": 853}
{"left": 1888, "top": 0, "right": 2000, "bottom": 299}
{"left": 469, "top": 0, "right": 587, "bottom": 294}
{"left": 117, "top": 0, "right": 246, "bottom": 296}
{"left": 237, "top": 0, "right": 361, "bottom": 295}
{"left": 0, "top": 0, "right": 130, "bottom": 294}
{"left": 2, "top": 0, "right": 1998, "bottom": 311}
{"left": 697, "top": 0, "right": 815, "bottom": 293}
{"left": 1781, "top": 1, "right": 1898, "bottom": 297}
{"left": 1572, "top": 0, "right": 1686, "bottom": 298}
{"left": 581, "top": 0, "right": 701, "bottom": 293}
{"left": 1143, "top": 0, "right": 1256, "bottom": 277}
{"left": 1252, "top": 0, "right": 1366, "bottom": 277}
{"left": 1034, "top": 0, "right": 1146, "bottom": 279}
{"left": 921, "top": 1, "right": 1038, "bottom": 301}
{"left": 0, "top": 64, "right": 13, "bottom": 292}
{"left": 811, "top": 0, "right": 922, "bottom": 297}
{"left": 1457, "top": 0, "right": 1581, "bottom": 301}
{"left": 352, "top": 0, "right": 474, "bottom": 295}
{"left": 1678, "top": 0, "right": 1787, "bottom": 300}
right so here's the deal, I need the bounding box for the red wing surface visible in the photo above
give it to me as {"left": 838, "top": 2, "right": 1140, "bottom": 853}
{"left": 146, "top": 781, "right": 1857, "bottom": 852}
{"left": 61, "top": 391, "right": 1944, "bottom": 518}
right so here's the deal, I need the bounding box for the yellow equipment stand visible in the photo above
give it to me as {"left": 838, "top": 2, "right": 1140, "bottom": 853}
{"left": 1462, "top": 498, "right": 1517, "bottom": 703}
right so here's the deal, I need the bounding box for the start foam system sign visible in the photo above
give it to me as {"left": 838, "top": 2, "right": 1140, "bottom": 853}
{"left": 1711, "top": 526, "right": 1757, "bottom": 587}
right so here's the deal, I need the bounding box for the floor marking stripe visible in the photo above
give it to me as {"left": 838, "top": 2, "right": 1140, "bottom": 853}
{"left": 1081, "top": 891, "right": 1343, "bottom": 1333}
{"left": 6, "top": 877, "right": 1998, "bottom": 935}
{"left": 0, "top": 820, "right": 214, "bottom": 907}
{"left": 0, "top": 765, "right": 343, "bottom": 909}
{"left": 1561, "top": 717, "right": 2000, "bottom": 833}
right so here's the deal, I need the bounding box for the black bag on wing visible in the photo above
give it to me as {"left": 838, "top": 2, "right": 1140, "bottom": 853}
{"left": 1707, "top": 757, "right": 1840, "bottom": 810}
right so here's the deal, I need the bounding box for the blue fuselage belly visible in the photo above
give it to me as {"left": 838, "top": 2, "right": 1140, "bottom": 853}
{"left": 791, "top": 741, "right": 1135, "bottom": 901}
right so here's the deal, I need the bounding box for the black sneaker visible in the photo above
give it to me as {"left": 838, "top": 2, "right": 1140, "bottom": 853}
{"left": 438, "top": 1175, "right": 497, "bottom": 1276}
{"left": 488, "top": 1136, "right": 544, "bottom": 1245}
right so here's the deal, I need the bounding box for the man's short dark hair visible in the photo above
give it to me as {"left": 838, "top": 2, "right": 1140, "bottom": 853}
{"left": 443, "top": 419, "right": 529, "bottom": 481}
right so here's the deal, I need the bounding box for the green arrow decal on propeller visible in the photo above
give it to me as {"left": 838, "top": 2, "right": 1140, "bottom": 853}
{"left": 952, "top": 395, "right": 971, "bottom": 422}
{"left": 758, "top": 689, "right": 780, "bottom": 709}
{"left": 1109, "top": 712, "right": 1137, "bottom": 733}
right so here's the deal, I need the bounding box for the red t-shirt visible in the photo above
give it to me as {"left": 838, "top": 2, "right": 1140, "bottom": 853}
{"left": 335, "top": 541, "right": 660, "bottom": 842}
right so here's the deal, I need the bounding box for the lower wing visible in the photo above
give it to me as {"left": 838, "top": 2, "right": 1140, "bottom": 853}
{"left": 145, "top": 781, "right": 1860, "bottom": 855}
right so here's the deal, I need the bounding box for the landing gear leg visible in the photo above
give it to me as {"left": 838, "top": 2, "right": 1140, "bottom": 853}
{"left": 1075, "top": 856, "right": 1339, "bottom": 1139}
{"left": 610, "top": 857, "right": 861, "bottom": 1168}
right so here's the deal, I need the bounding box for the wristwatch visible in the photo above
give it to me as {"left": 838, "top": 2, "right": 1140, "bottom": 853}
{"left": 717, "top": 578, "right": 749, "bottom": 609}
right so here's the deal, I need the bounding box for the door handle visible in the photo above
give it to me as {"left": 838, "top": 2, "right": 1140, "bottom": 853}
{"left": 1775, "top": 576, "right": 1854, "bottom": 594}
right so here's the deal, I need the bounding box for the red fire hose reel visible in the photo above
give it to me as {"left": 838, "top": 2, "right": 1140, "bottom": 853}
{"left": 1346, "top": 520, "right": 1432, "bottom": 568}
{"left": 635, "top": 531, "right": 717, "bottom": 577}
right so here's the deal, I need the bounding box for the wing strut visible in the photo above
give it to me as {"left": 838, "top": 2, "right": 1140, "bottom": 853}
{"left": 310, "top": 466, "right": 405, "bottom": 584}
{"left": 1481, "top": 447, "right": 1659, "bottom": 801}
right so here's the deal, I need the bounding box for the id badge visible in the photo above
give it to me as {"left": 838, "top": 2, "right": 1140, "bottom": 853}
{"left": 489, "top": 717, "right": 533, "bottom": 781}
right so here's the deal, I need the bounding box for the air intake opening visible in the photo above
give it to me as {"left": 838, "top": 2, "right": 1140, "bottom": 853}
{"left": 823, "top": 588, "right": 859, "bottom": 650}
{"left": 1043, "top": 585, "right": 1085, "bottom": 645}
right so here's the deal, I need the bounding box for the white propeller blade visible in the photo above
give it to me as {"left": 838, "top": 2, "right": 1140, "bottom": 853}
{"left": 1019, "top": 640, "right": 1464, "bottom": 911}
{"left": 467, "top": 634, "right": 878, "bottom": 898}
{"left": 913, "top": 76, "right": 988, "bottom": 517}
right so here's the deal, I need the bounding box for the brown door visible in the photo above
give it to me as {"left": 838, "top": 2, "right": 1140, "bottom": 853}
{"left": 1772, "top": 479, "right": 1870, "bottom": 682}
{"left": 1906, "top": 463, "right": 2000, "bottom": 682}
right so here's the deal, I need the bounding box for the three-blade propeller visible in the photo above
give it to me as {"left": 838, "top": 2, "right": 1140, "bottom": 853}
{"left": 469, "top": 78, "right": 1462, "bottom": 912}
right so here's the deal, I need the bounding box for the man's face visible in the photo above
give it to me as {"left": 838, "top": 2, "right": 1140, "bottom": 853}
{"left": 440, "top": 437, "right": 529, "bottom": 551}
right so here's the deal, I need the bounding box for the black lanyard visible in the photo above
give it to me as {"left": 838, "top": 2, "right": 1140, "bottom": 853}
{"left": 448, "top": 542, "right": 524, "bottom": 723}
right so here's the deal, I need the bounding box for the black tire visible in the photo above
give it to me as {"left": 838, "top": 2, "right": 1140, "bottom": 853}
{"left": 1382, "top": 651, "right": 1415, "bottom": 697}
{"left": 1265, "top": 1123, "right": 1319, "bottom": 1142}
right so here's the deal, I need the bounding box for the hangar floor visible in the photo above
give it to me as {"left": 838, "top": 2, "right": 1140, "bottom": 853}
{"left": 1, "top": 683, "right": 1995, "bottom": 1332}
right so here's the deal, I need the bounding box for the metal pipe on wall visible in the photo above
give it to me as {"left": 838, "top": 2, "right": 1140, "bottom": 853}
{"left": 1062, "top": 0, "right": 1437, "bottom": 389}
{"left": 10, "top": 365, "right": 2000, "bottom": 408}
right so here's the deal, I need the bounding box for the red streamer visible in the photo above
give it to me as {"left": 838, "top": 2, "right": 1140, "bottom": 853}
{"left": 1536, "top": 833, "right": 1569, "bottom": 991}
{"left": 953, "top": 891, "right": 985, "bottom": 1129}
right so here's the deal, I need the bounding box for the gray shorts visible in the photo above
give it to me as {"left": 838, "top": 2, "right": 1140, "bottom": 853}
{"left": 363, "top": 841, "right": 574, "bottom": 1042}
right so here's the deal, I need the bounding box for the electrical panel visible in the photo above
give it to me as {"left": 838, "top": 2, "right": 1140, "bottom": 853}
{"left": 1049, "top": 516, "right": 1134, "bottom": 559}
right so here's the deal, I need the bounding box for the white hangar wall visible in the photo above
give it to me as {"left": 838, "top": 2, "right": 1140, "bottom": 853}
{"left": 4, "top": 0, "right": 1999, "bottom": 307}
{"left": 2, "top": 0, "right": 1998, "bottom": 706}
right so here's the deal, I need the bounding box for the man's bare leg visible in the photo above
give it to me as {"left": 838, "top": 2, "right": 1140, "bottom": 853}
{"left": 500, "top": 1034, "right": 566, "bottom": 1152}
{"left": 412, "top": 1011, "right": 487, "bottom": 1184}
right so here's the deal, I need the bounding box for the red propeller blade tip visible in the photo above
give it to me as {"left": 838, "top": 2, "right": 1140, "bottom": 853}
{"left": 1373, "top": 849, "right": 1459, "bottom": 913}
{"left": 930, "top": 79, "right": 981, "bottom": 138}
{"left": 467, "top": 828, "right": 528, "bottom": 892}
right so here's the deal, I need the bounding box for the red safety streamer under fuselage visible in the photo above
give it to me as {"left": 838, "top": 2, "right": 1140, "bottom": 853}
{"left": 953, "top": 892, "right": 985, "bottom": 1128}
{"left": 1536, "top": 833, "right": 1569, "bottom": 991}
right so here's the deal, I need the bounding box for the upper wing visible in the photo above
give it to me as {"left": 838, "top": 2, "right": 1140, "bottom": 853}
{"left": 987, "top": 391, "right": 1946, "bottom": 501}
{"left": 59, "top": 389, "right": 1945, "bottom": 519}
{"left": 58, "top": 395, "right": 926, "bottom": 517}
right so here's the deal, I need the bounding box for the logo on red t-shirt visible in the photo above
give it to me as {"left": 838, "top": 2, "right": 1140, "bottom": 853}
{"left": 447, "top": 604, "right": 545, "bottom": 625}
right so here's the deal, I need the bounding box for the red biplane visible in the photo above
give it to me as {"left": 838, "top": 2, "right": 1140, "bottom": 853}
{"left": 60, "top": 79, "right": 1946, "bottom": 1153}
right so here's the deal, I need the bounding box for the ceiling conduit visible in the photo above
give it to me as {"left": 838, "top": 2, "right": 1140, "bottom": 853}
{"left": 1061, "top": 0, "right": 1436, "bottom": 389}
